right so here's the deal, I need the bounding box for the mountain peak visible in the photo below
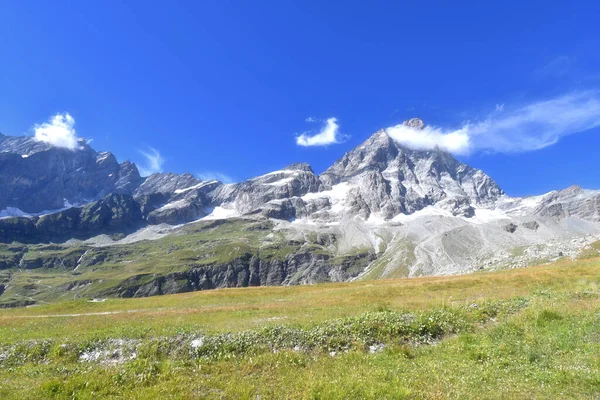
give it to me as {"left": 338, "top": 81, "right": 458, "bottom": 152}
{"left": 402, "top": 118, "right": 425, "bottom": 130}
{"left": 283, "top": 162, "right": 314, "bottom": 173}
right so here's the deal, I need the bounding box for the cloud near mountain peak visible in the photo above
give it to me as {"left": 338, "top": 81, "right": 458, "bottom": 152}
{"left": 386, "top": 91, "right": 600, "bottom": 155}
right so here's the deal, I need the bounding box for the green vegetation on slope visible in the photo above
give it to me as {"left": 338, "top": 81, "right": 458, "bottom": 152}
{"left": 0, "top": 218, "right": 375, "bottom": 307}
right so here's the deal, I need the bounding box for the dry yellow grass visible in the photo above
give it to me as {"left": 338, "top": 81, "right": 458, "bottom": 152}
{"left": 1, "top": 256, "right": 598, "bottom": 343}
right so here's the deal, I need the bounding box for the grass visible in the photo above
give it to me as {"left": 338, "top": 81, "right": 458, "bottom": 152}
{"left": 0, "top": 256, "right": 598, "bottom": 341}
{"left": 0, "top": 255, "right": 598, "bottom": 398}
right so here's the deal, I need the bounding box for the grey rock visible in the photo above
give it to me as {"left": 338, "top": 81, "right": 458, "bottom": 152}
{"left": 104, "top": 246, "right": 373, "bottom": 298}
{"left": 522, "top": 221, "right": 540, "bottom": 231}
{"left": 502, "top": 223, "right": 518, "bottom": 233}
{"left": 211, "top": 163, "right": 321, "bottom": 214}
{"left": 133, "top": 173, "right": 202, "bottom": 197}
{"left": 534, "top": 185, "right": 600, "bottom": 221}
{"left": 402, "top": 117, "right": 425, "bottom": 130}
{"left": 313, "top": 123, "right": 503, "bottom": 220}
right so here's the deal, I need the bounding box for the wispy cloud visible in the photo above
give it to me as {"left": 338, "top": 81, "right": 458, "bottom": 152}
{"left": 33, "top": 112, "right": 82, "bottom": 150}
{"left": 536, "top": 55, "right": 573, "bottom": 79}
{"left": 138, "top": 147, "right": 164, "bottom": 176}
{"left": 387, "top": 124, "right": 471, "bottom": 155}
{"left": 387, "top": 91, "right": 600, "bottom": 155}
{"left": 196, "top": 171, "right": 236, "bottom": 184}
{"left": 305, "top": 116, "right": 318, "bottom": 123}
{"left": 296, "top": 117, "right": 348, "bottom": 147}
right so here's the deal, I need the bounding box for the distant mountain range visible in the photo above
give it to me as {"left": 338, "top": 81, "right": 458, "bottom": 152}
{"left": 1, "top": 119, "right": 599, "bottom": 306}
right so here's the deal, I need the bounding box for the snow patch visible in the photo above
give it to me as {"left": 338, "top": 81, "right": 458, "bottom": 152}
{"left": 201, "top": 206, "right": 240, "bottom": 220}
{"left": 265, "top": 177, "right": 294, "bottom": 186}
{"left": 391, "top": 206, "right": 453, "bottom": 223}
{"left": 155, "top": 199, "right": 189, "bottom": 211}
{"left": 88, "top": 298, "right": 107, "bottom": 303}
{"left": 302, "top": 182, "right": 354, "bottom": 213}
{"left": 0, "top": 207, "right": 30, "bottom": 218}
{"left": 290, "top": 217, "right": 318, "bottom": 226}
{"left": 74, "top": 250, "right": 89, "bottom": 271}
{"left": 257, "top": 169, "right": 299, "bottom": 179}
{"left": 0, "top": 202, "right": 79, "bottom": 219}
{"left": 96, "top": 152, "right": 111, "bottom": 163}
{"left": 174, "top": 180, "right": 218, "bottom": 194}
{"left": 469, "top": 207, "right": 508, "bottom": 224}
{"left": 63, "top": 199, "right": 77, "bottom": 208}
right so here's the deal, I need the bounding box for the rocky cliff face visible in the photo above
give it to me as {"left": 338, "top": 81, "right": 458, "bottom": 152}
{"left": 110, "top": 249, "right": 373, "bottom": 298}
{"left": 0, "top": 134, "right": 142, "bottom": 213}
{"left": 0, "top": 193, "right": 142, "bottom": 243}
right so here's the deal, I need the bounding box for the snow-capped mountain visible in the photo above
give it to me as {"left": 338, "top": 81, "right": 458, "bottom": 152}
{"left": 139, "top": 119, "right": 504, "bottom": 224}
{"left": 1, "top": 119, "right": 600, "bottom": 301}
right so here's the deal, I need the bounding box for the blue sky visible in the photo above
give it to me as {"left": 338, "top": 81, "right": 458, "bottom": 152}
{"left": 1, "top": 1, "right": 599, "bottom": 196}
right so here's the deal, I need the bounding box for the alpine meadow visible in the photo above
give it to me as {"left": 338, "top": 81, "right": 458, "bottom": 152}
{"left": 1, "top": 1, "right": 600, "bottom": 399}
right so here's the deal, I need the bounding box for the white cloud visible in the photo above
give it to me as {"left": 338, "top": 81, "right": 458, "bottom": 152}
{"left": 387, "top": 91, "right": 600, "bottom": 155}
{"left": 305, "top": 116, "right": 318, "bottom": 123}
{"left": 196, "top": 171, "right": 236, "bottom": 184}
{"left": 138, "top": 147, "right": 164, "bottom": 176}
{"left": 386, "top": 124, "right": 472, "bottom": 155}
{"left": 296, "top": 117, "right": 347, "bottom": 147}
{"left": 33, "top": 113, "right": 82, "bottom": 150}
{"left": 536, "top": 55, "right": 573, "bottom": 79}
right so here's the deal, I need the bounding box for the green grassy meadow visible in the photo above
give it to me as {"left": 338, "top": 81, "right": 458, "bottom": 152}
{"left": 0, "top": 253, "right": 599, "bottom": 399}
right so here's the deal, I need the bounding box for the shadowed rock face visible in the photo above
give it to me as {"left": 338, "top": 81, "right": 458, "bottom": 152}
{"left": 107, "top": 250, "right": 374, "bottom": 298}
{"left": 0, "top": 134, "right": 142, "bottom": 213}
{"left": 0, "top": 193, "right": 143, "bottom": 243}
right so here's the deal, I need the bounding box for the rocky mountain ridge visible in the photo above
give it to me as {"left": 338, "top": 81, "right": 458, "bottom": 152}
{"left": 3, "top": 118, "right": 599, "bottom": 247}
{"left": 1, "top": 119, "right": 507, "bottom": 228}
{"left": 0, "top": 134, "right": 142, "bottom": 214}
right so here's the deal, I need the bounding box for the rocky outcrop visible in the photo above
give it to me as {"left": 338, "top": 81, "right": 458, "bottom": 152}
{"left": 502, "top": 223, "right": 518, "bottom": 233}
{"left": 133, "top": 173, "right": 203, "bottom": 197}
{"left": 135, "top": 178, "right": 221, "bottom": 225}
{"left": 534, "top": 185, "right": 600, "bottom": 221}
{"left": 19, "top": 246, "right": 87, "bottom": 270}
{"left": 103, "top": 249, "right": 374, "bottom": 298}
{"left": 522, "top": 221, "right": 540, "bottom": 231}
{"left": 211, "top": 163, "right": 321, "bottom": 214}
